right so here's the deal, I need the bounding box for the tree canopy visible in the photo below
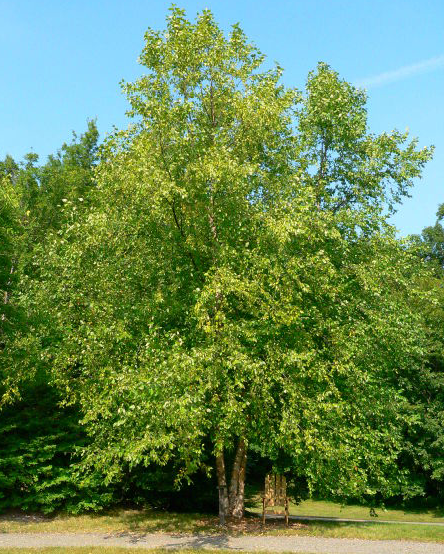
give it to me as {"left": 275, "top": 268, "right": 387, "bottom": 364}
{"left": 1, "top": 7, "right": 437, "bottom": 519}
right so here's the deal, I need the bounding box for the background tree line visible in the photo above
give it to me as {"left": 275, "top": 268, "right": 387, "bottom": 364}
{"left": 0, "top": 7, "right": 443, "bottom": 518}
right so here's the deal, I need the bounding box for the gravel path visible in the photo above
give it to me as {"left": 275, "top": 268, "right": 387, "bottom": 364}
{"left": 1, "top": 532, "right": 444, "bottom": 553}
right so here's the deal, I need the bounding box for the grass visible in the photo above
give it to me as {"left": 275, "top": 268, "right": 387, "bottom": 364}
{"left": 267, "top": 520, "right": 444, "bottom": 542}
{"left": 2, "top": 496, "right": 444, "bottom": 544}
{"left": 1, "top": 508, "right": 444, "bottom": 543}
{"left": 247, "top": 496, "right": 444, "bottom": 523}
{"left": 0, "top": 510, "right": 219, "bottom": 535}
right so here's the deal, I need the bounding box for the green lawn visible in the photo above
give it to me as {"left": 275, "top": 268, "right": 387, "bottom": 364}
{"left": 0, "top": 510, "right": 217, "bottom": 535}
{"left": 1, "top": 497, "right": 444, "bottom": 544}
{"left": 248, "top": 497, "right": 444, "bottom": 523}
{"left": 268, "top": 520, "right": 444, "bottom": 542}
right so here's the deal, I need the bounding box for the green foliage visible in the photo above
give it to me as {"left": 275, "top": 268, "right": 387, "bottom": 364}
{"left": 0, "top": 121, "right": 99, "bottom": 396}
{"left": 297, "top": 63, "right": 432, "bottom": 216}
{"left": 398, "top": 210, "right": 444, "bottom": 502}
{"left": 0, "top": 173, "right": 22, "bottom": 339}
{"left": 10, "top": 6, "right": 433, "bottom": 508}
{"left": 0, "top": 383, "right": 114, "bottom": 513}
{"left": 0, "top": 7, "right": 437, "bottom": 514}
{"left": 415, "top": 203, "right": 444, "bottom": 272}
{"left": 0, "top": 121, "right": 103, "bottom": 512}
{"left": 14, "top": 120, "right": 99, "bottom": 250}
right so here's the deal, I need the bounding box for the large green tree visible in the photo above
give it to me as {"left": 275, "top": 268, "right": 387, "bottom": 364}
{"left": 10, "top": 8, "right": 433, "bottom": 519}
{"left": 1, "top": 120, "right": 99, "bottom": 394}
{"left": 0, "top": 123, "right": 107, "bottom": 514}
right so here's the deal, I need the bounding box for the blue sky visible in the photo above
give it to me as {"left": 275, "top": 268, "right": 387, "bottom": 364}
{"left": 1, "top": 0, "right": 443, "bottom": 236}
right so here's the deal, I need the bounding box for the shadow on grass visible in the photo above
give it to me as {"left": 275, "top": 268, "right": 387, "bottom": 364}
{"left": 3, "top": 506, "right": 444, "bottom": 543}
{"left": 99, "top": 509, "right": 313, "bottom": 537}
{"left": 110, "top": 509, "right": 220, "bottom": 534}
{"left": 0, "top": 508, "right": 220, "bottom": 535}
{"left": 382, "top": 498, "right": 444, "bottom": 520}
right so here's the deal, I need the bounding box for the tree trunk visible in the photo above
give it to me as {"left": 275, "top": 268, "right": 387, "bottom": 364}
{"left": 215, "top": 439, "right": 248, "bottom": 522}
{"left": 232, "top": 448, "right": 247, "bottom": 518}
{"left": 228, "top": 438, "right": 247, "bottom": 519}
{"left": 216, "top": 450, "right": 229, "bottom": 524}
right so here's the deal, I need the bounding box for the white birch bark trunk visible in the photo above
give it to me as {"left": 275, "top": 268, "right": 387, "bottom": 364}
{"left": 228, "top": 438, "right": 247, "bottom": 518}
{"left": 216, "top": 450, "right": 229, "bottom": 523}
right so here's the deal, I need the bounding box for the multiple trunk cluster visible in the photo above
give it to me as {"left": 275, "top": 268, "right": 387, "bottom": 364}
{"left": 215, "top": 439, "right": 247, "bottom": 522}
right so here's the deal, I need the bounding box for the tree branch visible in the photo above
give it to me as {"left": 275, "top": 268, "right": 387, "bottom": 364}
{"left": 156, "top": 129, "right": 201, "bottom": 276}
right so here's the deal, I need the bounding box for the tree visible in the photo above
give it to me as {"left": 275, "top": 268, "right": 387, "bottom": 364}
{"left": 0, "top": 120, "right": 99, "bottom": 311}
{"left": 296, "top": 62, "right": 432, "bottom": 217}
{"left": 0, "top": 123, "right": 106, "bottom": 514}
{"left": 396, "top": 205, "right": 444, "bottom": 502}
{"left": 1, "top": 120, "right": 99, "bottom": 396}
{"left": 0, "top": 173, "right": 22, "bottom": 341}
{"left": 11, "top": 7, "right": 433, "bottom": 520}
{"left": 415, "top": 203, "right": 444, "bottom": 272}
{"left": 17, "top": 120, "right": 99, "bottom": 248}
